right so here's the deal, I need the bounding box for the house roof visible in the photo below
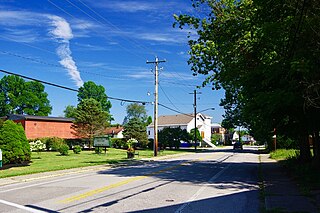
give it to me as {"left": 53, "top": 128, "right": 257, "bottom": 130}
{"left": 104, "top": 126, "right": 124, "bottom": 135}
{"left": 6, "top": 114, "right": 74, "bottom": 122}
{"left": 149, "top": 114, "right": 194, "bottom": 127}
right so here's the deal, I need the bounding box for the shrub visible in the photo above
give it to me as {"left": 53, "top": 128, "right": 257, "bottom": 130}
{"left": 0, "top": 120, "right": 31, "bottom": 164}
{"left": 111, "top": 138, "right": 126, "bottom": 149}
{"left": 73, "top": 145, "right": 82, "bottom": 154}
{"left": 58, "top": 144, "right": 69, "bottom": 156}
{"left": 29, "top": 140, "right": 46, "bottom": 152}
{"left": 45, "top": 137, "right": 66, "bottom": 151}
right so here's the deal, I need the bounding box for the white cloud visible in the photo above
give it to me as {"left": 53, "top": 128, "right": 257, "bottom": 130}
{"left": 49, "top": 15, "right": 73, "bottom": 41}
{"left": 0, "top": 11, "right": 44, "bottom": 26}
{"left": 48, "top": 15, "right": 84, "bottom": 87}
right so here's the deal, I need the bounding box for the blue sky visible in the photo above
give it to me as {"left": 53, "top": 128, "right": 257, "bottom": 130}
{"left": 0, "top": 0, "right": 225, "bottom": 124}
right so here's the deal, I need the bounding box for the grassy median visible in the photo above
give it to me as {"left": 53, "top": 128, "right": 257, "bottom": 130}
{"left": 0, "top": 148, "right": 187, "bottom": 178}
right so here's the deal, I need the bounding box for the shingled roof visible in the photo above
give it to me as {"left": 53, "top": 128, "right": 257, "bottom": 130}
{"left": 152, "top": 114, "right": 194, "bottom": 126}
{"left": 104, "top": 126, "right": 124, "bottom": 135}
{"left": 6, "top": 114, "right": 74, "bottom": 122}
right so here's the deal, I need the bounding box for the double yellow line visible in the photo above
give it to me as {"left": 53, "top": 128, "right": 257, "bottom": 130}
{"left": 60, "top": 155, "right": 214, "bottom": 204}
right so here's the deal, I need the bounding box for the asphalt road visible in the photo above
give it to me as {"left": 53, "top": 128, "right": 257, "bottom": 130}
{"left": 0, "top": 146, "right": 261, "bottom": 213}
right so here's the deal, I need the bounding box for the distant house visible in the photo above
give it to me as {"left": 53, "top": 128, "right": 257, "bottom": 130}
{"left": 147, "top": 113, "right": 214, "bottom": 147}
{"left": 4, "top": 114, "right": 77, "bottom": 140}
{"left": 104, "top": 126, "right": 124, "bottom": 138}
{"left": 211, "top": 123, "right": 226, "bottom": 144}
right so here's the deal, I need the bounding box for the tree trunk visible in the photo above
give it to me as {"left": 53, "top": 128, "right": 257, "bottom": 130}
{"left": 299, "top": 134, "right": 311, "bottom": 162}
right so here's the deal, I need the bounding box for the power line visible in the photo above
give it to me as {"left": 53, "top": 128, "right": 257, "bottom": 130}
{"left": 0, "top": 69, "right": 151, "bottom": 104}
{"left": 47, "top": 0, "right": 146, "bottom": 60}
{"left": 76, "top": 0, "right": 156, "bottom": 55}
{"left": 158, "top": 103, "right": 193, "bottom": 117}
{"left": 159, "top": 83, "right": 181, "bottom": 112}
{"left": 0, "top": 68, "right": 203, "bottom": 119}
{"left": 0, "top": 51, "right": 154, "bottom": 83}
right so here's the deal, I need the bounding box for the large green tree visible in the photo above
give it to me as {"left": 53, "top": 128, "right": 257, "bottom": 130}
{"left": 175, "top": 0, "right": 320, "bottom": 162}
{"left": 71, "top": 98, "right": 109, "bottom": 148}
{"left": 122, "top": 103, "right": 150, "bottom": 147}
{"left": 0, "top": 75, "right": 52, "bottom": 116}
{"left": 63, "top": 105, "right": 77, "bottom": 118}
{"left": 123, "top": 117, "right": 148, "bottom": 148}
{"left": 123, "top": 103, "right": 149, "bottom": 124}
{"left": 158, "top": 127, "right": 190, "bottom": 149}
{"left": 78, "top": 81, "right": 112, "bottom": 113}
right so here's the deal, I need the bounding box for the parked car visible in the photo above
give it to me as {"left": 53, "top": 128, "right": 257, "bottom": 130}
{"left": 233, "top": 141, "right": 243, "bottom": 150}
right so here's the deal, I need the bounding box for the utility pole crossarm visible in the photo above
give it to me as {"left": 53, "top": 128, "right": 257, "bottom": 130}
{"left": 146, "top": 57, "right": 166, "bottom": 157}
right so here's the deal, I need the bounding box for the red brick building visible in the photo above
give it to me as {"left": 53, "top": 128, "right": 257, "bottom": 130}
{"left": 5, "top": 114, "right": 77, "bottom": 140}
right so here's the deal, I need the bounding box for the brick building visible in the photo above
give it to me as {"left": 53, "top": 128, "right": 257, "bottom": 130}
{"left": 5, "top": 114, "right": 77, "bottom": 140}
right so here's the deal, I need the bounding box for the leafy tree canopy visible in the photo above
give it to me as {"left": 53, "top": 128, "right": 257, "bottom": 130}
{"left": 123, "top": 103, "right": 148, "bottom": 124}
{"left": 123, "top": 117, "right": 148, "bottom": 148}
{"left": 175, "top": 0, "right": 320, "bottom": 162}
{"left": 78, "top": 81, "right": 112, "bottom": 113}
{"left": 159, "top": 127, "right": 190, "bottom": 149}
{"left": 64, "top": 105, "right": 77, "bottom": 118}
{"left": 72, "top": 98, "right": 109, "bottom": 148}
{"left": 0, "top": 75, "right": 52, "bottom": 116}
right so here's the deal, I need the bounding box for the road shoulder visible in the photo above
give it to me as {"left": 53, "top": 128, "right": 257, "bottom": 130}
{"left": 259, "top": 153, "right": 318, "bottom": 212}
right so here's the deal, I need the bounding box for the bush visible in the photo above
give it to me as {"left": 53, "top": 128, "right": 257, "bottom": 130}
{"left": 111, "top": 138, "right": 126, "bottom": 149}
{"left": 29, "top": 140, "right": 46, "bottom": 152}
{"left": 45, "top": 137, "right": 66, "bottom": 151}
{"left": 58, "top": 144, "right": 69, "bottom": 156}
{"left": 73, "top": 145, "right": 82, "bottom": 154}
{"left": 0, "top": 120, "right": 31, "bottom": 164}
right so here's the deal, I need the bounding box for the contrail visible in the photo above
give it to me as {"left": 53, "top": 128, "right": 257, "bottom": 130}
{"left": 49, "top": 15, "right": 83, "bottom": 87}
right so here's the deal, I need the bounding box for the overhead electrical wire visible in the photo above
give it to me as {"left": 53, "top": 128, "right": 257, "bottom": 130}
{"left": 47, "top": 0, "right": 146, "bottom": 60}
{"left": 0, "top": 68, "right": 196, "bottom": 116}
{"left": 0, "top": 69, "right": 151, "bottom": 104}
{"left": 0, "top": 51, "right": 153, "bottom": 83}
{"left": 159, "top": 82, "right": 182, "bottom": 111}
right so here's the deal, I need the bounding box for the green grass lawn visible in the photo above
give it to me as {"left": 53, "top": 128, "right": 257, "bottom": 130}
{"left": 0, "top": 148, "right": 187, "bottom": 178}
{"left": 269, "top": 149, "right": 320, "bottom": 194}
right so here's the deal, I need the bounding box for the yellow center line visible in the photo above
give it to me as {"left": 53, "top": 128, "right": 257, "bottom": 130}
{"left": 59, "top": 155, "right": 215, "bottom": 204}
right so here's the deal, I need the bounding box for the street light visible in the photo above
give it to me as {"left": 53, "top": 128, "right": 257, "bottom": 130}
{"left": 194, "top": 107, "right": 215, "bottom": 152}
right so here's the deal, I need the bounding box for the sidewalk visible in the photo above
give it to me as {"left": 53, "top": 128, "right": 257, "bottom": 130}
{"left": 260, "top": 154, "right": 319, "bottom": 213}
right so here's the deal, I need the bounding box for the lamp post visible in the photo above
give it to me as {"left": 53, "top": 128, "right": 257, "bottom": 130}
{"left": 194, "top": 107, "right": 215, "bottom": 152}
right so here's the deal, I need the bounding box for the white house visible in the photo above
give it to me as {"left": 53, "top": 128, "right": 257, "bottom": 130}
{"left": 104, "top": 126, "right": 124, "bottom": 138}
{"left": 147, "top": 113, "right": 215, "bottom": 147}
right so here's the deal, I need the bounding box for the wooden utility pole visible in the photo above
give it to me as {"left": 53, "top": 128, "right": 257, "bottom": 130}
{"left": 147, "top": 57, "right": 165, "bottom": 156}
{"left": 190, "top": 90, "right": 201, "bottom": 152}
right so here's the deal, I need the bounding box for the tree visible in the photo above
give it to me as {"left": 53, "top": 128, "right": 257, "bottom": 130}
{"left": 158, "top": 127, "right": 190, "bottom": 149}
{"left": 64, "top": 105, "right": 77, "bottom": 118}
{"left": 0, "top": 120, "right": 31, "bottom": 164}
{"left": 175, "top": 0, "right": 320, "bottom": 162}
{"left": 0, "top": 75, "right": 52, "bottom": 116}
{"left": 78, "top": 81, "right": 112, "bottom": 114}
{"left": 189, "top": 128, "right": 202, "bottom": 143}
{"left": 123, "top": 103, "right": 148, "bottom": 124}
{"left": 123, "top": 117, "right": 148, "bottom": 148}
{"left": 72, "top": 98, "right": 109, "bottom": 148}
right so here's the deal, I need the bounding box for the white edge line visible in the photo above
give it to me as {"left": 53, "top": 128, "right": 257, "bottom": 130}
{"left": 0, "top": 199, "right": 47, "bottom": 213}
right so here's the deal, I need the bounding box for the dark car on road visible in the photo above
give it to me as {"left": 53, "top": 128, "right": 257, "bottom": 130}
{"left": 233, "top": 141, "right": 243, "bottom": 150}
